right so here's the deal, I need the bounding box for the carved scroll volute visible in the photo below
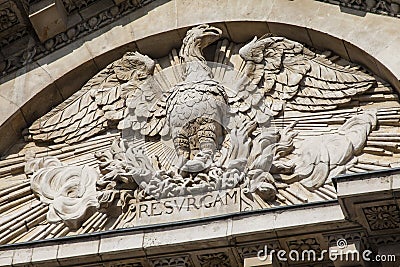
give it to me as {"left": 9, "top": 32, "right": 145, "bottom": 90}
{"left": 26, "top": 157, "right": 99, "bottom": 230}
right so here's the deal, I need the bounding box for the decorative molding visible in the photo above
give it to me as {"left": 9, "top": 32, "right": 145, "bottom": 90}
{"left": 287, "top": 238, "right": 322, "bottom": 254}
{"left": 150, "top": 255, "right": 193, "bottom": 267}
{"left": 0, "top": 0, "right": 156, "bottom": 77}
{"left": 0, "top": 27, "right": 27, "bottom": 47}
{"left": 107, "top": 263, "right": 143, "bottom": 267}
{"left": 369, "top": 234, "right": 400, "bottom": 245}
{"left": 326, "top": 231, "right": 367, "bottom": 246}
{"left": 320, "top": 0, "right": 400, "bottom": 17}
{"left": 62, "top": 0, "right": 100, "bottom": 14}
{"left": 197, "top": 252, "right": 230, "bottom": 267}
{"left": 237, "top": 242, "right": 280, "bottom": 260}
{"left": 363, "top": 204, "right": 400, "bottom": 230}
{"left": 0, "top": 5, "right": 19, "bottom": 31}
{"left": 0, "top": 0, "right": 29, "bottom": 48}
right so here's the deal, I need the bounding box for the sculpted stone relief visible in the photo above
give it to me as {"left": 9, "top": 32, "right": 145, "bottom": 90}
{"left": 1, "top": 25, "right": 400, "bottom": 241}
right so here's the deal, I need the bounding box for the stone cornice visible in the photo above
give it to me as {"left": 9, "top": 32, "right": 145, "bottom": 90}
{"left": 320, "top": 0, "right": 400, "bottom": 17}
{"left": 0, "top": 0, "right": 156, "bottom": 78}
{"left": 0, "top": 201, "right": 348, "bottom": 266}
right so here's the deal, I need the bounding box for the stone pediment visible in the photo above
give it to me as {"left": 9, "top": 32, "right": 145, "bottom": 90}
{"left": 1, "top": 24, "right": 400, "bottom": 245}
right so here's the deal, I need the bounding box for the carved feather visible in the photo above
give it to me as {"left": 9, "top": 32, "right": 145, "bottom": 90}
{"left": 122, "top": 77, "right": 171, "bottom": 137}
{"left": 238, "top": 36, "right": 376, "bottom": 114}
{"left": 25, "top": 52, "right": 155, "bottom": 144}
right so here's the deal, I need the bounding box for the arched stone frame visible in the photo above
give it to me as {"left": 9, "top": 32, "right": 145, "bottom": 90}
{"left": 0, "top": 0, "right": 399, "bottom": 155}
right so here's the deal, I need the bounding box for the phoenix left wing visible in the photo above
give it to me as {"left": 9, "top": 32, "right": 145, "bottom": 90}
{"left": 25, "top": 52, "right": 155, "bottom": 144}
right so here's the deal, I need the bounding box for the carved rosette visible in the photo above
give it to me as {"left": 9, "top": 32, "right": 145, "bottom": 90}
{"left": 363, "top": 204, "right": 400, "bottom": 230}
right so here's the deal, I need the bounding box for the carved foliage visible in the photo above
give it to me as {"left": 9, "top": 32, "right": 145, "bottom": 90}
{"left": 287, "top": 238, "right": 322, "bottom": 254}
{"left": 197, "top": 253, "right": 230, "bottom": 267}
{"left": 107, "top": 263, "right": 143, "bottom": 267}
{"left": 237, "top": 242, "right": 280, "bottom": 260}
{"left": 335, "top": 0, "right": 400, "bottom": 15}
{"left": 150, "top": 255, "right": 192, "bottom": 267}
{"left": 0, "top": 6, "right": 18, "bottom": 31}
{"left": 363, "top": 204, "right": 400, "bottom": 230}
{"left": 62, "top": 0, "right": 99, "bottom": 13}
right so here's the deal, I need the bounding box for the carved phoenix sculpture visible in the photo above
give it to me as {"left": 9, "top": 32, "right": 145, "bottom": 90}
{"left": 25, "top": 24, "right": 388, "bottom": 228}
{"left": 27, "top": 24, "right": 374, "bottom": 165}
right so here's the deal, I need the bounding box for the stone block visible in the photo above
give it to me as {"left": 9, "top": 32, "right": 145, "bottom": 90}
{"left": 0, "top": 249, "right": 13, "bottom": 267}
{"left": 176, "top": 0, "right": 230, "bottom": 28}
{"left": 231, "top": 212, "right": 275, "bottom": 238}
{"left": 0, "top": 62, "right": 59, "bottom": 126}
{"left": 275, "top": 204, "right": 345, "bottom": 231}
{"left": 374, "top": 35, "right": 400, "bottom": 87}
{"left": 143, "top": 221, "right": 229, "bottom": 255}
{"left": 223, "top": 0, "right": 273, "bottom": 22}
{"left": 83, "top": 24, "right": 138, "bottom": 69}
{"left": 336, "top": 175, "right": 392, "bottom": 198}
{"left": 31, "top": 243, "right": 59, "bottom": 264}
{"left": 244, "top": 256, "right": 273, "bottom": 267}
{"left": 12, "top": 247, "right": 33, "bottom": 265}
{"left": 0, "top": 94, "right": 20, "bottom": 128}
{"left": 0, "top": 63, "right": 57, "bottom": 112}
{"left": 266, "top": 0, "right": 320, "bottom": 28}
{"left": 225, "top": 22, "right": 269, "bottom": 43}
{"left": 392, "top": 173, "right": 400, "bottom": 191}
{"left": 29, "top": 0, "right": 67, "bottom": 42}
{"left": 267, "top": 22, "right": 312, "bottom": 47}
{"left": 99, "top": 231, "right": 145, "bottom": 261}
{"left": 125, "top": 0, "right": 177, "bottom": 41}
{"left": 57, "top": 238, "right": 101, "bottom": 266}
{"left": 307, "top": 28, "right": 349, "bottom": 61}
{"left": 36, "top": 40, "right": 99, "bottom": 99}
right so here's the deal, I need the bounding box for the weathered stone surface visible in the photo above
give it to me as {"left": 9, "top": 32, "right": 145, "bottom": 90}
{"left": 28, "top": 0, "right": 67, "bottom": 42}
{"left": 99, "top": 231, "right": 145, "bottom": 260}
{"left": 12, "top": 247, "right": 33, "bottom": 265}
{"left": 0, "top": 2, "right": 399, "bottom": 266}
{"left": 31, "top": 243, "right": 59, "bottom": 264}
{"left": 0, "top": 249, "right": 13, "bottom": 266}
{"left": 57, "top": 238, "right": 101, "bottom": 265}
{"left": 225, "top": 21, "right": 269, "bottom": 43}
